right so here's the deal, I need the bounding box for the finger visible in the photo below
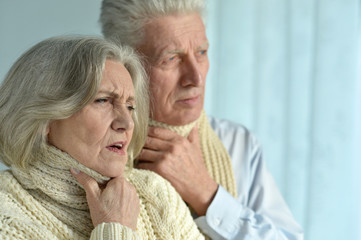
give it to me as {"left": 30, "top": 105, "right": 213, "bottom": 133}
{"left": 143, "top": 136, "right": 171, "bottom": 151}
{"left": 187, "top": 125, "right": 200, "bottom": 145}
{"left": 148, "top": 127, "right": 179, "bottom": 140}
{"left": 138, "top": 148, "right": 164, "bottom": 162}
{"left": 136, "top": 161, "right": 158, "bottom": 172}
{"left": 70, "top": 168, "right": 100, "bottom": 195}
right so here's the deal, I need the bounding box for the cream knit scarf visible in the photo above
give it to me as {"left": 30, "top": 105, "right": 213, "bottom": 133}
{"left": 11, "top": 145, "right": 110, "bottom": 238}
{"left": 8, "top": 145, "right": 204, "bottom": 240}
{"left": 149, "top": 110, "right": 237, "bottom": 198}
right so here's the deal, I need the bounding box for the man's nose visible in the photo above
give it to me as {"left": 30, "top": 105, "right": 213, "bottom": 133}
{"left": 180, "top": 56, "right": 203, "bottom": 87}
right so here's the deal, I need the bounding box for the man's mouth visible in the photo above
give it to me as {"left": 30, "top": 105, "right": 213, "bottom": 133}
{"left": 177, "top": 96, "right": 200, "bottom": 106}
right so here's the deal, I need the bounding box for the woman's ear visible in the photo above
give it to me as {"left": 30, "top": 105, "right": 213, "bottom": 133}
{"left": 46, "top": 124, "right": 50, "bottom": 136}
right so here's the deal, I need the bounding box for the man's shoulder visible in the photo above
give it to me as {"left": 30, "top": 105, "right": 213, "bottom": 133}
{"left": 208, "top": 115, "right": 247, "bottom": 132}
{"left": 207, "top": 115, "right": 259, "bottom": 145}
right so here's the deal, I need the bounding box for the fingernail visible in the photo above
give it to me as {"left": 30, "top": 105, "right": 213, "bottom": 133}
{"left": 70, "top": 168, "right": 80, "bottom": 174}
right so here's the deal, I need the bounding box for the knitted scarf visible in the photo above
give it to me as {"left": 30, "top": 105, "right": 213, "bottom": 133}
{"left": 11, "top": 146, "right": 110, "bottom": 238}
{"left": 149, "top": 110, "right": 237, "bottom": 198}
{"left": 9, "top": 145, "right": 203, "bottom": 239}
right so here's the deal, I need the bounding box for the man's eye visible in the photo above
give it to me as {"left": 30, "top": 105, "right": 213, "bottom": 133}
{"left": 161, "top": 55, "right": 180, "bottom": 66}
{"left": 199, "top": 50, "right": 207, "bottom": 55}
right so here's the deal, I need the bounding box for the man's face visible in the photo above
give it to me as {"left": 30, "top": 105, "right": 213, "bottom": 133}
{"left": 138, "top": 13, "right": 209, "bottom": 126}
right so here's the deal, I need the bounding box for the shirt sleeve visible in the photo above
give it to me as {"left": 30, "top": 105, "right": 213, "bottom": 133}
{"left": 196, "top": 117, "right": 304, "bottom": 240}
{"left": 195, "top": 184, "right": 303, "bottom": 239}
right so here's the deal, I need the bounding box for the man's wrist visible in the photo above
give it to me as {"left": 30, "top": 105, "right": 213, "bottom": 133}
{"left": 191, "top": 181, "right": 218, "bottom": 216}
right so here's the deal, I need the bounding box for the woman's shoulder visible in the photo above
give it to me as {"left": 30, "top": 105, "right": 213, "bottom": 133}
{"left": 0, "top": 170, "right": 78, "bottom": 239}
{"left": 0, "top": 170, "right": 25, "bottom": 200}
{"left": 0, "top": 171, "right": 43, "bottom": 237}
{"left": 0, "top": 170, "right": 36, "bottom": 219}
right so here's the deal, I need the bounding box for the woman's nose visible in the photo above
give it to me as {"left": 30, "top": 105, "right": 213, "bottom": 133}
{"left": 111, "top": 108, "right": 134, "bottom": 132}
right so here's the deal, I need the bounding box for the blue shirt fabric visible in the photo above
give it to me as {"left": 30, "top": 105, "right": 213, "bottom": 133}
{"left": 195, "top": 116, "right": 304, "bottom": 240}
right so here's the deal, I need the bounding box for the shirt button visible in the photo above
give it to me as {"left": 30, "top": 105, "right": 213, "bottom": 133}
{"left": 214, "top": 217, "right": 222, "bottom": 226}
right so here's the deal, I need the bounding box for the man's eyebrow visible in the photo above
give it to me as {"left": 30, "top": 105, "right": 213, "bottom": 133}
{"left": 163, "top": 41, "right": 209, "bottom": 54}
{"left": 197, "top": 41, "right": 209, "bottom": 50}
{"left": 165, "top": 49, "right": 184, "bottom": 55}
{"left": 153, "top": 41, "right": 209, "bottom": 62}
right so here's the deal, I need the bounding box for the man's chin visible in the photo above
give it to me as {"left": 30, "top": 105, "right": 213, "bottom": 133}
{"left": 155, "top": 111, "right": 202, "bottom": 126}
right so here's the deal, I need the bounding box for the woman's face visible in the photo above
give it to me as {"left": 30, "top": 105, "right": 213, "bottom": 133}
{"left": 48, "top": 60, "right": 135, "bottom": 177}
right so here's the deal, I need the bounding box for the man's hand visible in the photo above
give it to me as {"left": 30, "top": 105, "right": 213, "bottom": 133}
{"left": 136, "top": 126, "right": 218, "bottom": 216}
{"left": 71, "top": 169, "right": 140, "bottom": 230}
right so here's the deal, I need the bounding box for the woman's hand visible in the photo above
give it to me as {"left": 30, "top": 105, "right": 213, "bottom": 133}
{"left": 71, "top": 168, "right": 140, "bottom": 230}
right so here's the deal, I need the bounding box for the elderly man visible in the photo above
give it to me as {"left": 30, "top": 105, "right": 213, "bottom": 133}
{"left": 100, "top": 0, "right": 303, "bottom": 239}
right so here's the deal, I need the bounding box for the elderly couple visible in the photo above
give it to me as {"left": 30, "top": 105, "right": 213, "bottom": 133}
{"left": 0, "top": 0, "right": 303, "bottom": 239}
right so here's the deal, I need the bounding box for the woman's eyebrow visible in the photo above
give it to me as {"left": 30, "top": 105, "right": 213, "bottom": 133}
{"left": 127, "top": 96, "right": 135, "bottom": 103}
{"left": 98, "top": 90, "right": 135, "bottom": 102}
{"left": 97, "top": 90, "right": 119, "bottom": 98}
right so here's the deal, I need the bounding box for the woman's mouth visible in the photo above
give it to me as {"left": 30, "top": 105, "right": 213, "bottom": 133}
{"left": 106, "top": 142, "right": 126, "bottom": 155}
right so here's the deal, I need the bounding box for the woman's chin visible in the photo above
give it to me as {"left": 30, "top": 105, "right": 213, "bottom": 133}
{"left": 99, "top": 165, "right": 125, "bottom": 178}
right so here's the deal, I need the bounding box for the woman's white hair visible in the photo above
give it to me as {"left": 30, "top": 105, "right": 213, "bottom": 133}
{"left": 100, "top": 0, "right": 205, "bottom": 48}
{"left": 0, "top": 36, "right": 149, "bottom": 169}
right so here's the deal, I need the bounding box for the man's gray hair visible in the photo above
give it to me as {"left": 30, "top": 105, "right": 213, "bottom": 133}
{"left": 0, "top": 36, "right": 149, "bottom": 169}
{"left": 100, "top": 0, "right": 205, "bottom": 48}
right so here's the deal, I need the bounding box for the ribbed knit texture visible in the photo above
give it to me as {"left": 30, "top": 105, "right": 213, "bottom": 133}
{"left": 149, "top": 110, "right": 237, "bottom": 198}
{"left": 0, "top": 145, "right": 204, "bottom": 239}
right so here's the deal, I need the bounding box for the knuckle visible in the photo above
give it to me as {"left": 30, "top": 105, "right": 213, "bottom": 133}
{"left": 85, "top": 181, "right": 99, "bottom": 195}
{"left": 146, "top": 137, "right": 152, "bottom": 144}
{"left": 163, "top": 151, "right": 173, "bottom": 161}
{"left": 169, "top": 145, "right": 177, "bottom": 154}
{"left": 153, "top": 162, "right": 164, "bottom": 174}
{"left": 108, "top": 177, "right": 125, "bottom": 189}
{"left": 150, "top": 127, "right": 159, "bottom": 135}
{"left": 179, "top": 138, "right": 188, "bottom": 145}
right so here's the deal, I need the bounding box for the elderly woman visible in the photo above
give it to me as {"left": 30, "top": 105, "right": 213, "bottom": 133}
{"left": 0, "top": 36, "right": 204, "bottom": 239}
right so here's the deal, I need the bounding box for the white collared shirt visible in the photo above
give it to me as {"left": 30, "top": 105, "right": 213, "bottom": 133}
{"left": 195, "top": 116, "right": 304, "bottom": 240}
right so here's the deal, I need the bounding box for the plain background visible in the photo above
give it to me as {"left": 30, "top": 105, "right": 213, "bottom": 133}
{"left": 0, "top": 1, "right": 360, "bottom": 239}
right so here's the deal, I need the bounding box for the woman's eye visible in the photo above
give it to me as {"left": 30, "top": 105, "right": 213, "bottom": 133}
{"left": 127, "top": 105, "right": 135, "bottom": 112}
{"left": 95, "top": 98, "right": 109, "bottom": 104}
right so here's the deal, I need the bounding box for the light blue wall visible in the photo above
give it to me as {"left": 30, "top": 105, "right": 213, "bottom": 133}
{"left": 0, "top": 1, "right": 360, "bottom": 239}
{"left": 0, "top": 0, "right": 101, "bottom": 87}
{"left": 205, "top": 0, "right": 361, "bottom": 239}
{"left": 0, "top": 0, "right": 102, "bottom": 171}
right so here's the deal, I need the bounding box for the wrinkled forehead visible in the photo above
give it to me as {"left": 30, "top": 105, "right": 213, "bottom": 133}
{"left": 101, "top": 60, "right": 135, "bottom": 99}
{"left": 139, "top": 13, "right": 208, "bottom": 58}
